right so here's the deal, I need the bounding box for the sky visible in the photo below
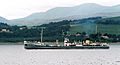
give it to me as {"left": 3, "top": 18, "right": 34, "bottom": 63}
{"left": 0, "top": 0, "right": 120, "bottom": 20}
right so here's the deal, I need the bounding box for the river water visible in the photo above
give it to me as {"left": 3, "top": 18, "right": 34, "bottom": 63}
{"left": 0, "top": 44, "right": 120, "bottom": 65}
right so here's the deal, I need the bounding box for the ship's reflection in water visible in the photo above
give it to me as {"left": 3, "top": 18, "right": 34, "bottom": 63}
{"left": 0, "top": 44, "right": 120, "bottom": 65}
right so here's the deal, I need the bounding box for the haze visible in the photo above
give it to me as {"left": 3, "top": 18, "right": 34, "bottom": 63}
{"left": 0, "top": 0, "right": 120, "bottom": 20}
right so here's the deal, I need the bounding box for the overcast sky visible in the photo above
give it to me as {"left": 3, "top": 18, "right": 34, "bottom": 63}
{"left": 0, "top": 0, "right": 120, "bottom": 20}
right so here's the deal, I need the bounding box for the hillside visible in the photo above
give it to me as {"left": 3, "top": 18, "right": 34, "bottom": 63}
{"left": 0, "top": 17, "right": 120, "bottom": 42}
{"left": 70, "top": 17, "right": 120, "bottom": 34}
{"left": 70, "top": 24, "right": 120, "bottom": 34}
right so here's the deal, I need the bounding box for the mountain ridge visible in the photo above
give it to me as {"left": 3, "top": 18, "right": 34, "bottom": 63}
{"left": 7, "top": 3, "right": 120, "bottom": 25}
{"left": 0, "top": 16, "right": 9, "bottom": 23}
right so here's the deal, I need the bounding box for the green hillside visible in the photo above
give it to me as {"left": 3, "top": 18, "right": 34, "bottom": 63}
{"left": 97, "top": 24, "right": 120, "bottom": 34}
{"left": 70, "top": 24, "right": 96, "bottom": 34}
{"left": 70, "top": 24, "right": 120, "bottom": 34}
{"left": 69, "top": 16, "right": 120, "bottom": 35}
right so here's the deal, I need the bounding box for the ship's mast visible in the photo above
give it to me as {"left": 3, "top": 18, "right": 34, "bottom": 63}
{"left": 40, "top": 27, "right": 45, "bottom": 43}
{"left": 96, "top": 25, "right": 98, "bottom": 34}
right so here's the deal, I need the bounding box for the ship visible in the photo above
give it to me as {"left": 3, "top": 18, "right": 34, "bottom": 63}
{"left": 24, "top": 38, "right": 109, "bottom": 49}
{"left": 24, "top": 27, "right": 109, "bottom": 49}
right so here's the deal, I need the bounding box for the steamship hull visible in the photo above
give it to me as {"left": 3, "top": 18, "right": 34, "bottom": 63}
{"left": 24, "top": 44, "right": 109, "bottom": 49}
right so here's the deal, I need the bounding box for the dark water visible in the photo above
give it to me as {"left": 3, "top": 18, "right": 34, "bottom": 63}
{"left": 0, "top": 44, "right": 120, "bottom": 65}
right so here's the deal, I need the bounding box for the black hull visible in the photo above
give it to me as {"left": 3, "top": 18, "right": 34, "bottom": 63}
{"left": 24, "top": 44, "right": 109, "bottom": 49}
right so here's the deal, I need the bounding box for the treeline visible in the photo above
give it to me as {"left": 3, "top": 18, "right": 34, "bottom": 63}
{"left": 0, "top": 20, "right": 71, "bottom": 42}
{"left": 96, "top": 17, "right": 120, "bottom": 24}
{"left": 71, "top": 17, "right": 102, "bottom": 24}
{"left": 71, "top": 16, "right": 120, "bottom": 25}
{"left": 0, "top": 20, "right": 70, "bottom": 38}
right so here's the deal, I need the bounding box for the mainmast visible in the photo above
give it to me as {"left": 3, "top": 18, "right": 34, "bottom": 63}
{"left": 96, "top": 25, "right": 98, "bottom": 34}
{"left": 40, "top": 27, "right": 45, "bottom": 43}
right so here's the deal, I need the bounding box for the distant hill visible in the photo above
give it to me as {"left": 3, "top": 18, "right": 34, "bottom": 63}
{"left": 0, "top": 16, "right": 9, "bottom": 23}
{"left": 10, "top": 3, "right": 120, "bottom": 25}
{"left": 0, "top": 17, "right": 10, "bottom": 28}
